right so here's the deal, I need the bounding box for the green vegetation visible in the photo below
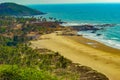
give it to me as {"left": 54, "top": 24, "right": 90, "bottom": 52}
{"left": 0, "top": 16, "right": 79, "bottom": 80}
{"left": 0, "top": 65, "right": 57, "bottom": 80}
{"left": 0, "top": 43, "right": 80, "bottom": 80}
{"left": 0, "top": 16, "right": 63, "bottom": 45}
{"left": 0, "top": 16, "right": 109, "bottom": 80}
{"left": 0, "top": 16, "right": 58, "bottom": 80}
{"left": 0, "top": 3, "right": 45, "bottom": 16}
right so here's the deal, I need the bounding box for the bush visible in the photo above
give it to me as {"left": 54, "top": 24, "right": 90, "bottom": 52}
{"left": 0, "top": 65, "right": 58, "bottom": 80}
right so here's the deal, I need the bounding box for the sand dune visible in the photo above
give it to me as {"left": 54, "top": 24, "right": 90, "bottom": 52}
{"left": 31, "top": 33, "right": 120, "bottom": 80}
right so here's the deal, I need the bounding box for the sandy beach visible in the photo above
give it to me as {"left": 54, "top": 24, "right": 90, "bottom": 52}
{"left": 31, "top": 32, "right": 120, "bottom": 80}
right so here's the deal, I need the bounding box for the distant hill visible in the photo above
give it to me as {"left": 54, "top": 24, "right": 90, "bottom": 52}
{"left": 0, "top": 3, "right": 45, "bottom": 16}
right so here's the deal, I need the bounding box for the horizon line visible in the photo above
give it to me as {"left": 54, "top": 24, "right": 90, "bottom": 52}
{"left": 1, "top": 2, "right": 120, "bottom": 5}
{"left": 26, "top": 2, "right": 120, "bottom": 5}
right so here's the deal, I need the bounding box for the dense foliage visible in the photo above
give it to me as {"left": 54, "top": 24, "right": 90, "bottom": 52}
{"left": 0, "top": 3, "right": 44, "bottom": 16}
{"left": 0, "top": 65, "right": 57, "bottom": 80}
{"left": 0, "top": 16, "right": 80, "bottom": 80}
{"left": 0, "top": 16, "right": 109, "bottom": 80}
{"left": 0, "top": 16, "right": 62, "bottom": 80}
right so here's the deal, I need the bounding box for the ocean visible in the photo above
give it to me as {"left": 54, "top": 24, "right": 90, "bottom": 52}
{"left": 28, "top": 4, "right": 120, "bottom": 49}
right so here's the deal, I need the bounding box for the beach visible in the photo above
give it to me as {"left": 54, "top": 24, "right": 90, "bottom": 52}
{"left": 31, "top": 32, "right": 120, "bottom": 80}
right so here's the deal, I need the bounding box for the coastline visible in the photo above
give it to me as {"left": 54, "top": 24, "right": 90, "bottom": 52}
{"left": 30, "top": 32, "right": 120, "bottom": 80}
{"left": 67, "top": 35, "right": 120, "bottom": 55}
{"left": 78, "top": 31, "right": 120, "bottom": 50}
{"left": 61, "top": 22, "right": 120, "bottom": 50}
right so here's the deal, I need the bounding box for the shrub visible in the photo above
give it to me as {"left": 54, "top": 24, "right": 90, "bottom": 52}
{"left": 0, "top": 65, "right": 58, "bottom": 80}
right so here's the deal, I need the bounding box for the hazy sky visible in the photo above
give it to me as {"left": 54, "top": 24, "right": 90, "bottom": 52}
{"left": 0, "top": 0, "right": 120, "bottom": 4}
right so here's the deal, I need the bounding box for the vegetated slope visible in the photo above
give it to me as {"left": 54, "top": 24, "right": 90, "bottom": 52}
{"left": 0, "top": 3, "right": 45, "bottom": 16}
{"left": 0, "top": 65, "right": 57, "bottom": 80}
{"left": 0, "top": 16, "right": 109, "bottom": 80}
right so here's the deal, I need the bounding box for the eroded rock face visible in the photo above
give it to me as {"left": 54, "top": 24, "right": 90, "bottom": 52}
{"left": 71, "top": 25, "right": 99, "bottom": 31}
{"left": 76, "top": 66, "right": 109, "bottom": 80}
{"left": 71, "top": 24, "right": 116, "bottom": 31}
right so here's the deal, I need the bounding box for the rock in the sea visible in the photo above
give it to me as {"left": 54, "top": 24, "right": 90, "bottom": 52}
{"left": 71, "top": 25, "right": 100, "bottom": 31}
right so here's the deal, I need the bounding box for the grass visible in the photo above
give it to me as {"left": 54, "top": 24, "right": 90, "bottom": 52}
{"left": 0, "top": 65, "right": 58, "bottom": 80}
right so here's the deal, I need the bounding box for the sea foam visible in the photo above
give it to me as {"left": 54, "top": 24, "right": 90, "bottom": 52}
{"left": 78, "top": 31, "right": 120, "bottom": 50}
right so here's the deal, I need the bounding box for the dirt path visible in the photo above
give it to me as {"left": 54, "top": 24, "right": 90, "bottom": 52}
{"left": 31, "top": 33, "right": 120, "bottom": 80}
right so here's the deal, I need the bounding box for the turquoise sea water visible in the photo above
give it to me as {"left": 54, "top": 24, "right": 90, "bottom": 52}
{"left": 28, "top": 4, "right": 120, "bottom": 49}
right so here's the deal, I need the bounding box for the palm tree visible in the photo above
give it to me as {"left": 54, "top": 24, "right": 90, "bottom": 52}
{"left": 54, "top": 18, "right": 56, "bottom": 21}
{"left": 49, "top": 17, "right": 53, "bottom": 21}
{"left": 42, "top": 18, "right": 47, "bottom": 22}
{"left": 58, "top": 19, "right": 62, "bottom": 22}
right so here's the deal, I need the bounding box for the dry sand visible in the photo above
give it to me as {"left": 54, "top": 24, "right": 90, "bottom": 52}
{"left": 31, "top": 33, "right": 120, "bottom": 80}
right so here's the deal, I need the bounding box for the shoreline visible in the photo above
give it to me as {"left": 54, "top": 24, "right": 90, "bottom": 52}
{"left": 61, "top": 22, "right": 120, "bottom": 50}
{"left": 66, "top": 35, "right": 120, "bottom": 55}
{"left": 78, "top": 32, "right": 120, "bottom": 50}
{"left": 31, "top": 32, "right": 120, "bottom": 80}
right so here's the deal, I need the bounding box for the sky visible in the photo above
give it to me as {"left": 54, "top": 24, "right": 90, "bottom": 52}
{"left": 0, "top": 0, "right": 120, "bottom": 4}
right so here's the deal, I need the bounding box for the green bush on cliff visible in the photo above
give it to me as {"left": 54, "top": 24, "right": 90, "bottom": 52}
{"left": 0, "top": 65, "right": 58, "bottom": 80}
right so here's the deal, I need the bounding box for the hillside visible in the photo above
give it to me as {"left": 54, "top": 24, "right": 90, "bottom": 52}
{"left": 0, "top": 3, "right": 45, "bottom": 16}
{"left": 0, "top": 16, "right": 109, "bottom": 80}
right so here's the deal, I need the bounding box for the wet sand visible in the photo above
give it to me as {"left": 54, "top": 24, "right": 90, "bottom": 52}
{"left": 31, "top": 33, "right": 120, "bottom": 80}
